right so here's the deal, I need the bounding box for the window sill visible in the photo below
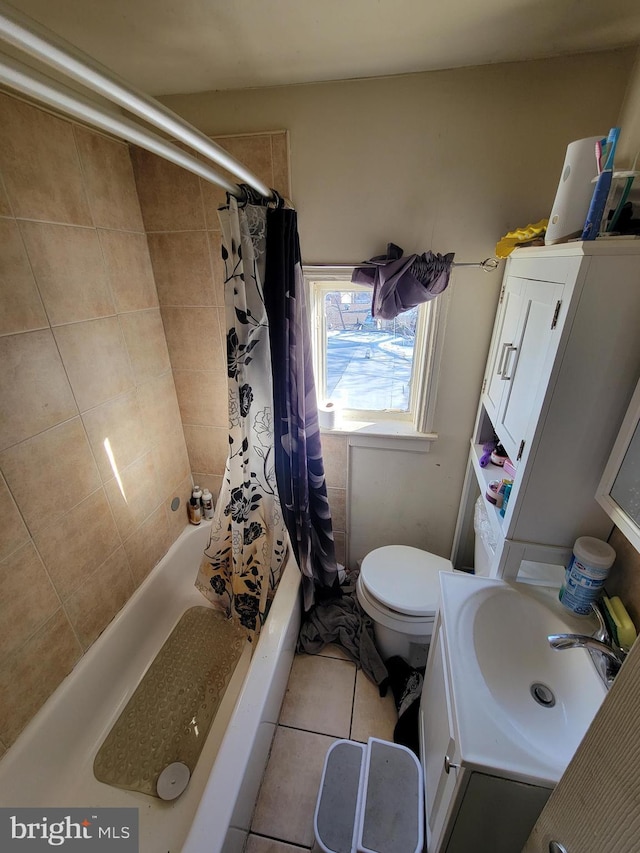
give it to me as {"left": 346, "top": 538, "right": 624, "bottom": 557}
{"left": 321, "top": 419, "right": 437, "bottom": 452}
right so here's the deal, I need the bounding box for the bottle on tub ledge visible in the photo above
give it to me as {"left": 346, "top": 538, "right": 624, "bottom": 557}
{"left": 188, "top": 485, "right": 203, "bottom": 525}
{"left": 201, "top": 488, "right": 214, "bottom": 520}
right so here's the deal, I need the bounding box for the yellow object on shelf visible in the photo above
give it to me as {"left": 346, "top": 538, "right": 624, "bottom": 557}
{"left": 495, "top": 219, "right": 548, "bottom": 258}
{"left": 603, "top": 595, "right": 637, "bottom": 652}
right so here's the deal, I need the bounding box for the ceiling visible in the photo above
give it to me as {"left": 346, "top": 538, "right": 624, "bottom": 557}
{"left": 4, "top": 0, "right": 640, "bottom": 96}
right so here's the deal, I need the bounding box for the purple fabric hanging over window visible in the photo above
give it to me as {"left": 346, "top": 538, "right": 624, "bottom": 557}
{"left": 352, "top": 242, "right": 455, "bottom": 319}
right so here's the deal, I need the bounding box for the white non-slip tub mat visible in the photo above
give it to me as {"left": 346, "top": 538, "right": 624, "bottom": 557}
{"left": 94, "top": 606, "right": 246, "bottom": 798}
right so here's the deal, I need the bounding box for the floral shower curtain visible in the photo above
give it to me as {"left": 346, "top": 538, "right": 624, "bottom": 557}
{"left": 195, "top": 196, "right": 288, "bottom": 635}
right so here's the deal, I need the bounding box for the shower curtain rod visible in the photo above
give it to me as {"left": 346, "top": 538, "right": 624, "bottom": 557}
{"left": 0, "top": 53, "right": 244, "bottom": 196}
{"left": 306, "top": 259, "right": 500, "bottom": 273}
{"left": 0, "top": 0, "right": 272, "bottom": 200}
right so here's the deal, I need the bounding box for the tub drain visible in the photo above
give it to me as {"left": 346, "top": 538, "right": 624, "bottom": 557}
{"left": 530, "top": 682, "right": 556, "bottom": 708}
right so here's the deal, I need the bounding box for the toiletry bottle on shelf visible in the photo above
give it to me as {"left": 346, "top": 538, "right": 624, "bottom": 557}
{"left": 188, "top": 485, "right": 203, "bottom": 525}
{"left": 201, "top": 488, "right": 214, "bottom": 519}
{"left": 499, "top": 482, "right": 512, "bottom": 518}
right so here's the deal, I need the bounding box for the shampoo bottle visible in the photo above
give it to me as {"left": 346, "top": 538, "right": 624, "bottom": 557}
{"left": 201, "top": 488, "right": 214, "bottom": 519}
{"left": 188, "top": 485, "right": 203, "bottom": 525}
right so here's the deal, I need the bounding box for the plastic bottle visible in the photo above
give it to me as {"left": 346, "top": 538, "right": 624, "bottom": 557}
{"left": 201, "top": 488, "right": 214, "bottom": 519}
{"left": 499, "top": 482, "right": 512, "bottom": 518}
{"left": 188, "top": 485, "right": 203, "bottom": 525}
{"left": 188, "top": 497, "right": 201, "bottom": 525}
{"left": 559, "top": 536, "right": 616, "bottom": 616}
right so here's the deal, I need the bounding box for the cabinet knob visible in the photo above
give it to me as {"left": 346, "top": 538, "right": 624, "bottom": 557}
{"left": 444, "top": 755, "right": 459, "bottom": 774}
{"left": 549, "top": 843, "right": 568, "bottom": 853}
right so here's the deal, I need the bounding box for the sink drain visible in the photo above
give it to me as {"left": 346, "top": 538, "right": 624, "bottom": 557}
{"left": 530, "top": 682, "right": 556, "bottom": 708}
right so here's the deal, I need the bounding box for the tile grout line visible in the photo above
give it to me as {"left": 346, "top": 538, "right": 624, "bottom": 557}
{"left": 349, "top": 665, "right": 358, "bottom": 741}
{"left": 248, "top": 829, "right": 312, "bottom": 850}
{"left": 276, "top": 721, "right": 364, "bottom": 743}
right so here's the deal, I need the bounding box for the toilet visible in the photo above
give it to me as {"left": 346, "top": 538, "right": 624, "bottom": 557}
{"left": 356, "top": 545, "right": 453, "bottom": 668}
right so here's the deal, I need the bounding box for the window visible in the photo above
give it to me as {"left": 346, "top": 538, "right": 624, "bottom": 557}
{"left": 304, "top": 267, "right": 446, "bottom": 433}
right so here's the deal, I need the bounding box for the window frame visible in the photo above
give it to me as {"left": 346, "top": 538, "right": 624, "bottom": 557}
{"left": 304, "top": 265, "right": 447, "bottom": 434}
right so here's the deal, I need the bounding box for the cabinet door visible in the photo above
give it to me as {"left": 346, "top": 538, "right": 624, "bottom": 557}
{"left": 482, "top": 278, "right": 526, "bottom": 425}
{"left": 496, "top": 279, "right": 564, "bottom": 463}
{"left": 422, "top": 622, "right": 459, "bottom": 852}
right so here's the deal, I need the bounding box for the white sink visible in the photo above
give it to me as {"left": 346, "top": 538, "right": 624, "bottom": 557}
{"left": 439, "top": 573, "right": 607, "bottom": 786}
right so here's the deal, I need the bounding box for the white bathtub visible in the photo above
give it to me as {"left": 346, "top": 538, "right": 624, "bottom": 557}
{"left": 0, "top": 523, "right": 302, "bottom": 853}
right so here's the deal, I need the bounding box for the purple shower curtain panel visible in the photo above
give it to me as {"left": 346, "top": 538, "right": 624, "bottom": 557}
{"left": 264, "top": 208, "right": 341, "bottom": 611}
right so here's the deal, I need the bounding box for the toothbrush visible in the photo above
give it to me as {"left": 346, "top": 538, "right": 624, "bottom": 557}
{"left": 595, "top": 139, "right": 604, "bottom": 175}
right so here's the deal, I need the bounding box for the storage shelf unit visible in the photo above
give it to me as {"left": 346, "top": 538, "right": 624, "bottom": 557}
{"left": 452, "top": 241, "right": 640, "bottom": 581}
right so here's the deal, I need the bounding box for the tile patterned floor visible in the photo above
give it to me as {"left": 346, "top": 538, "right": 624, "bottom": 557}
{"left": 248, "top": 644, "right": 398, "bottom": 852}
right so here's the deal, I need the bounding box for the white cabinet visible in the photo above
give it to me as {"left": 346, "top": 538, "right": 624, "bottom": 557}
{"left": 421, "top": 620, "right": 459, "bottom": 850}
{"left": 483, "top": 275, "right": 563, "bottom": 464}
{"left": 452, "top": 241, "right": 640, "bottom": 580}
{"left": 420, "top": 614, "right": 551, "bottom": 853}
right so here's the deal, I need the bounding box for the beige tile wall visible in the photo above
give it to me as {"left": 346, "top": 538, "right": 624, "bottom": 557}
{"left": 131, "top": 132, "right": 291, "bottom": 501}
{"left": 0, "top": 92, "right": 192, "bottom": 749}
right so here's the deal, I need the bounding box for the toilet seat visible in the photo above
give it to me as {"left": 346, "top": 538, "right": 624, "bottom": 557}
{"left": 356, "top": 545, "right": 454, "bottom": 666}
{"left": 360, "top": 545, "right": 452, "bottom": 617}
{"left": 356, "top": 576, "right": 434, "bottom": 635}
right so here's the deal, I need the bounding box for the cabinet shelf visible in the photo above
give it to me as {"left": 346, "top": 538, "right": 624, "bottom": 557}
{"left": 469, "top": 441, "right": 510, "bottom": 541}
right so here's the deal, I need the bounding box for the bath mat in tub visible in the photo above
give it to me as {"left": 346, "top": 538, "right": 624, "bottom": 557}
{"left": 94, "top": 606, "right": 246, "bottom": 798}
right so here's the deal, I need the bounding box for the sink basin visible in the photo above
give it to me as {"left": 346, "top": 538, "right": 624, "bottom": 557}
{"left": 439, "top": 573, "right": 607, "bottom": 785}
{"left": 471, "top": 585, "right": 605, "bottom": 767}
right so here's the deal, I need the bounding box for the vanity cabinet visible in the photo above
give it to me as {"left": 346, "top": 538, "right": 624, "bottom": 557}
{"left": 420, "top": 615, "right": 551, "bottom": 853}
{"left": 452, "top": 241, "right": 640, "bottom": 580}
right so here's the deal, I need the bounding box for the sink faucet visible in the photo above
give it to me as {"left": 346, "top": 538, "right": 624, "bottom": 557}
{"left": 548, "top": 601, "right": 627, "bottom": 689}
{"left": 547, "top": 634, "right": 626, "bottom": 667}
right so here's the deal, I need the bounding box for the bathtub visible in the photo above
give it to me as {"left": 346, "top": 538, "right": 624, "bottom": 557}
{"left": 0, "top": 523, "right": 302, "bottom": 853}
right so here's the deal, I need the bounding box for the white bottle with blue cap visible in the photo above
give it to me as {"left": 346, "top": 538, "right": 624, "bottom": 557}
{"left": 559, "top": 536, "right": 616, "bottom": 616}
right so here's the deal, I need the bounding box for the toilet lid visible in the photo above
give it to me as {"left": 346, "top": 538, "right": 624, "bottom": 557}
{"left": 360, "top": 545, "right": 452, "bottom": 617}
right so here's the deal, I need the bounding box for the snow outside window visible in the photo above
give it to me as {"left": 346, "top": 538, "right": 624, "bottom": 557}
{"left": 304, "top": 268, "right": 446, "bottom": 433}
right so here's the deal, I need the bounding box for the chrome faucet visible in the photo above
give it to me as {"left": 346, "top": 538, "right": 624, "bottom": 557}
{"left": 547, "top": 634, "right": 626, "bottom": 666}
{"left": 547, "top": 601, "right": 627, "bottom": 689}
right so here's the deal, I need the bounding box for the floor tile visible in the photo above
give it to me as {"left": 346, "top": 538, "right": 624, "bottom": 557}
{"left": 350, "top": 669, "right": 398, "bottom": 743}
{"left": 316, "top": 643, "right": 352, "bottom": 662}
{"left": 246, "top": 835, "right": 309, "bottom": 853}
{"left": 252, "top": 726, "right": 335, "bottom": 848}
{"left": 279, "top": 654, "right": 355, "bottom": 737}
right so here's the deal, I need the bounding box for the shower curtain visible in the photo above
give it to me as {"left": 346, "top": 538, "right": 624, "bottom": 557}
{"left": 196, "top": 190, "right": 339, "bottom": 633}
{"left": 264, "top": 208, "right": 341, "bottom": 611}
{"left": 196, "top": 196, "right": 288, "bottom": 635}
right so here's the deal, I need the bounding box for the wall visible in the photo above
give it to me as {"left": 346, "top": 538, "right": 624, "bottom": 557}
{"left": 617, "top": 46, "right": 640, "bottom": 165}
{"left": 0, "top": 92, "right": 191, "bottom": 752}
{"left": 161, "top": 50, "right": 635, "bottom": 566}
{"left": 596, "top": 53, "right": 640, "bottom": 628}
{"left": 130, "top": 132, "right": 289, "bottom": 499}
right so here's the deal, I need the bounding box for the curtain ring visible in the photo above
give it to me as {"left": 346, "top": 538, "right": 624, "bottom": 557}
{"left": 229, "top": 184, "right": 249, "bottom": 207}
{"left": 267, "top": 189, "right": 284, "bottom": 209}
